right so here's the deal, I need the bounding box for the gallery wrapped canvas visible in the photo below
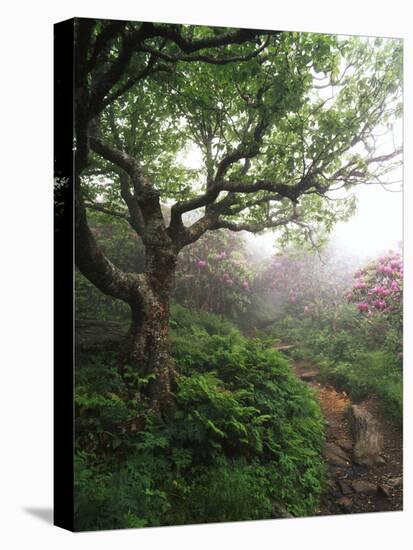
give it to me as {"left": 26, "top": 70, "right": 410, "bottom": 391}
{"left": 54, "top": 17, "right": 403, "bottom": 531}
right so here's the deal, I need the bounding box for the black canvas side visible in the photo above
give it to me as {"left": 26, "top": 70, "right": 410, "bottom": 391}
{"left": 53, "top": 17, "right": 75, "bottom": 532}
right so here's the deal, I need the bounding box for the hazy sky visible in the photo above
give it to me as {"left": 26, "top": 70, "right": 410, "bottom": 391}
{"left": 243, "top": 182, "right": 402, "bottom": 260}
{"left": 331, "top": 183, "right": 402, "bottom": 257}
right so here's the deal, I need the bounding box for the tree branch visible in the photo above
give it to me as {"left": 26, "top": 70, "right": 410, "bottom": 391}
{"left": 103, "top": 59, "right": 172, "bottom": 109}
{"left": 75, "top": 176, "right": 144, "bottom": 306}
{"left": 210, "top": 210, "right": 297, "bottom": 233}
{"left": 87, "top": 20, "right": 126, "bottom": 71}
{"left": 139, "top": 35, "right": 271, "bottom": 65}
{"left": 89, "top": 135, "right": 148, "bottom": 195}
{"left": 149, "top": 25, "right": 276, "bottom": 54}
{"left": 85, "top": 202, "right": 130, "bottom": 221}
{"left": 119, "top": 172, "right": 145, "bottom": 234}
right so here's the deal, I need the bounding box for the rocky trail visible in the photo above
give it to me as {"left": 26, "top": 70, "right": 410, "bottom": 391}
{"left": 293, "top": 360, "right": 403, "bottom": 516}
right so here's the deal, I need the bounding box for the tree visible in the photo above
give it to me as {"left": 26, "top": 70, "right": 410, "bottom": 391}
{"left": 73, "top": 19, "right": 402, "bottom": 410}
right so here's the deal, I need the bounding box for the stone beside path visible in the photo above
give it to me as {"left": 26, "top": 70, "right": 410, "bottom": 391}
{"left": 292, "top": 360, "right": 403, "bottom": 516}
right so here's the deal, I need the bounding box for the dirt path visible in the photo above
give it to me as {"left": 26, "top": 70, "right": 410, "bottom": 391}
{"left": 293, "top": 360, "right": 403, "bottom": 515}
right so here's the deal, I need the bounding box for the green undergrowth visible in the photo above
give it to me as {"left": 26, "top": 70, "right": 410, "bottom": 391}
{"left": 318, "top": 352, "right": 402, "bottom": 421}
{"left": 269, "top": 314, "right": 402, "bottom": 423}
{"left": 74, "top": 305, "right": 326, "bottom": 531}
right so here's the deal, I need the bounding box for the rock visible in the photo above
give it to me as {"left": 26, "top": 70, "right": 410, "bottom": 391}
{"left": 378, "top": 485, "right": 392, "bottom": 499}
{"left": 325, "top": 442, "right": 351, "bottom": 467}
{"left": 337, "top": 479, "right": 353, "bottom": 495}
{"left": 327, "top": 480, "right": 342, "bottom": 498}
{"left": 328, "top": 465, "right": 345, "bottom": 479}
{"left": 272, "top": 502, "right": 294, "bottom": 519}
{"left": 351, "top": 480, "right": 378, "bottom": 495}
{"left": 348, "top": 405, "right": 384, "bottom": 467}
{"left": 337, "top": 439, "right": 353, "bottom": 452}
{"left": 336, "top": 496, "right": 353, "bottom": 513}
{"left": 299, "top": 369, "right": 320, "bottom": 381}
{"left": 387, "top": 476, "right": 403, "bottom": 489}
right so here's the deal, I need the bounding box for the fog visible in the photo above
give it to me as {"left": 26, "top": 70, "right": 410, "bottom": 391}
{"left": 244, "top": 182, "right": 402, "bottom": 263}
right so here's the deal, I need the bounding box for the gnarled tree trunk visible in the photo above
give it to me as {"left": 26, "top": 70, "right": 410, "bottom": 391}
{"left": 75, "top": 164, "right": 179, "bottom": 412}
{"left": 121, "top": 255, "right": 177, "bottom": 411}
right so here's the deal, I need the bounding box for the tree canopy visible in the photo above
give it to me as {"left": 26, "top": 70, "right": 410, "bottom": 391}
{"left": 77, "top": 21, "right": 402, "bottom": 260}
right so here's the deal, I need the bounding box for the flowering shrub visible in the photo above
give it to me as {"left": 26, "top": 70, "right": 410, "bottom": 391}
{"left": 345, "top": 251, "right": 403, "bottom": 360}
{"left": 174, "top": 230, "right": 255, "bottom": 318}
{"left": 257, "top": 250, "right": 353, "bottom": 321}
{"left": 347, "top": 252, "right": 403, "bottom": 319}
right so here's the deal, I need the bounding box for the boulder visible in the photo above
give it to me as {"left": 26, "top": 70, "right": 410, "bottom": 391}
{"left": 337, "top": 439, "right": 353, "bottom": 452}
{"left": 351, "top": 480, "right": 378, "bottom": 495}
{"left": 337, "top": 479, "right": 353, "bottom": 495}
{"left": 348, "top": 405, "right": 384, "bottom": 467}
{"left": 325, "top": 442, "right": 351, "bottom": 467}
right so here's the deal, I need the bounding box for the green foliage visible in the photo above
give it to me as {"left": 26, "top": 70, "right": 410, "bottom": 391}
{"left": 74, "top": 451, "right": 171, "bottom": 530}
{"left": 269, "top": 279, "right": 402, "bottom": 424}
{"left": 75, "top": 306, "right": 325, "bottom": 530}
{"left": 174, "top": 230, "right": 255, "bottom": 320}
{"left": 318, "top": 351, "right": 402, "bottom": 422}
{"left": 186, "top": 458, "right": 273, "bottom": 523}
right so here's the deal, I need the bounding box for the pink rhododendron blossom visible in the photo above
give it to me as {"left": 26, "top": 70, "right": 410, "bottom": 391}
{"left": 197, "top": 260, "right": 207, "bottom": 268}
{"left": 242, "top": 280, "right": 249, "bottom": 290}
{"left": 357, "top": 303, "right": 369, "bottom": 312}
{"left": 391, "top": 281, "right": 400, "bottom": 292}
{"left": 353, "top": 281, "right": 367, "bottom": 289}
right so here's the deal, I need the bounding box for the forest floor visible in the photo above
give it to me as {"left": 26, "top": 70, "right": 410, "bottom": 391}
{"left": 293, "top": 359, "right": 403, "bottom": 516}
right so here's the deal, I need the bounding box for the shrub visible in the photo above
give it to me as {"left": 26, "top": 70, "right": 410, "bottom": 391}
{"left": 319, "top": 351, "right": 402, "bottom": 422}
{"left": 74, "top": 306, "right": 326, "bottom": 529}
